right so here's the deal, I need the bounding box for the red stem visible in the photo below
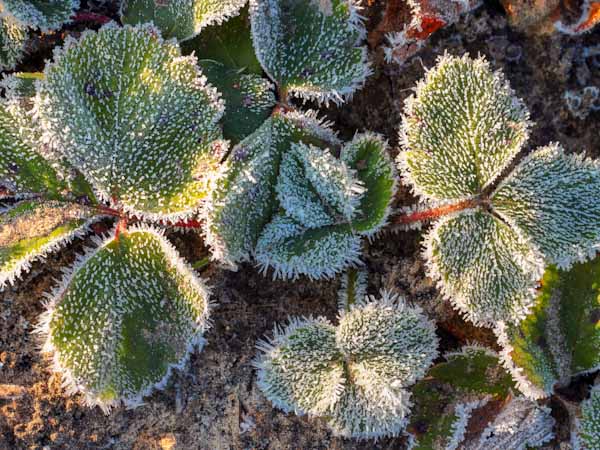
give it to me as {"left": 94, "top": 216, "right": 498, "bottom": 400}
{"left": 169, "top": 218, "right": 203, "bottom": 229}
{"left": 114, "top": 217, "right": 128, "bottom": 241}
{"left": 393, "top": 198, "right": 481, "bottom": 225}
{"left": 95, "top": 205, "right": 124, "bottom": 218}
{"left": 73, "top": 12, "right": 112, "bottom": 25}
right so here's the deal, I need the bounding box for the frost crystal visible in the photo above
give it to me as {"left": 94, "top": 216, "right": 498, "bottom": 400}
{"left": 254, "top": 291, "right": 438, "bottom": 439}
{"left": 1, "top": 0, "right": 78, "bottom": 31}
{"left": 399, "top": 53, "right": 600, "bottom": 327}
{"left": 121, "top": 0, "right": 246, "bottom": 41}
{"left": 37, "top": 226, "right": 211, "bottom": 413}
{"left": 249, "top": 0, "right": 371, "bottom": 105}
{"left": 574, "top": 384, "right": 600, "bottom": 450}
{"left": 36, "top": 23, "right": 226, "bottom": 221}
{"left": 0, "top": 14, "right": 27, "bottom": 70}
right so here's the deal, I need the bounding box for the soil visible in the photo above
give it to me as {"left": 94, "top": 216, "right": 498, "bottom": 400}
{"left": 1, "top": 1, "right": 599, "bottom": 449}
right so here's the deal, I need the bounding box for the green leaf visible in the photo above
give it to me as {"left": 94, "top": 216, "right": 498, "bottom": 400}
{"left": 337, "top": 267, "right": 367, "bottom": 311}
{"left": 198, "top": 60, "right": 275, "bottom": 145}
{"left": 254, "top": 214, "right": 362, "bottom": 280}
{"left": 121, "top": 0, "right": 246, "bottom": 41}
{"left": 0, "top": 15, "right": 27, "bottom": 71}
{"left": 424, "top": 210, "right": 544, "bottom": 326}
{"left": 399, "top": 54, "right": 529, "bottom": 202}
{"left": 495, "top": 256, "right": 600, "bottom": 399}
{"left": 36, "top": 24, "right": 226, "bottom": 221}
{"left": 341, "top": 133, "right": 396, "bottom": 235}
{"left": 408, "top": 346, "right": 516, "bottom": 450}
{"left": 492, "top": 143, "right": 600, "bottom": 270}
{"left": 1, "top": 72, "right": 43, "bottom": 99}
{"left": 204, "top": 109, "right": 339, "bottom": 267}
{"left": 39, "top": 226, "right": 211, "bottom": 412}
{"left": 0, "top": 199, "right": 101, "bottom": 288}
{"left": 182, "top": 6, "right": 262, "bottom": 74}
{"left": 574, "top": 384, "right": 600, "bottom": 450}
{"left": 0, "top": 100, "right": 66, "bottom": 199}
{"left": 2, "top": 0, "right": 77, "bottom": 31}
{"left": 250, "top": 0, "right": 370, "bottom": 104}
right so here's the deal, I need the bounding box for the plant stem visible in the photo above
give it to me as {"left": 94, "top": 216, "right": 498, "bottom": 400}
{"left": 392, "top": 198, "right": 483, "bottom": 225}
{"left": 169, "top": 218, "right": 203, "bottom": 229}
{"left": 73, "top": 12, "right": 112, "bottom": 25}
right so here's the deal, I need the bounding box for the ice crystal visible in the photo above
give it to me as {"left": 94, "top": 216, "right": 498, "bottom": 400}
{"left": 0, "top": 14, "right": 27, "bottom": 70}
{"left": 254, "top": 291, "right": 438, "bottom": 439}
{"left": 400, "top": 53, "right": 600, "bottom": 327}
{"left": 1, "top": 0, "right": 78, "bottom": 31}
{"left": 121, "top": 0, "right": 246, "bottom": 41}
{"left": 37, "top": 226, "right": 211, "bottom": 413}
{"left": 36, "top": 23, "right": 226, "bottom": 221}
{"left": 574, "top": 384, "right": 600, "bottom": 450}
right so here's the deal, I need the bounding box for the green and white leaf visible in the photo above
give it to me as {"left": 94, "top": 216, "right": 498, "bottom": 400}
{"left": 341, "top": 132, "right": 397, "bottom": 235}
{"left": 573, "top": 384, "right": 600, "bottom": 450}
{"left": 399, "top": 54, "right": 529, "bottom": 202}
{"left": 337, "top": 267, "right": 367, "bottom": 311}
{"left": 495, "top": 257, "right": 600, "bottom": 399}
{"left": 408, "top": 346, "right": 516, "bottom": 450}
{"left": 198, "top": 60, "right": 275, "bottom": 145}
{"left": 249, "top": 0, "right": 370, "bottom": 105}
{"left": 424, "top": 210, "right": 544, "bottom": 327}
{"left": 38, "top": 226, "right": 211, "bottom": 412}
{"left": 0, "top": 199, "right": 101, "bottom": 288}
{"left": 204, "top": 109, "right": 339, "bottom": 267}
{"left": 0, "top": 96, "right": 66, "bottom": 198}
{"left": 36, "top": 24, "right": 226, "bottom": 221}
{"left": 1, "top": 0, "right": 78, "bottom": 31}
{"left": 0, "top": 14, "right": 27, "bottom": 71}
{"left": 1, "top": 71, "right": 43, "bottom": 99}
{"left": 121, "top": 0, "right": 246, "bottom": 41}
{"left": 255, "top": 292, "right": 438, "bottom": 439}
{"left": 493, "top": 143, "right": 600, "bottom": 269}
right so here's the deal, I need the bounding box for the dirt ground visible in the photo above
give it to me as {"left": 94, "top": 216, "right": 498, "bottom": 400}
{"left": 1, "top": 1, "right": 599, "bottom": 449}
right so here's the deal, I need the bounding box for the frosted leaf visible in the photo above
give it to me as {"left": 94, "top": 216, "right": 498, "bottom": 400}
{"left": 38, "top": 226, "right": 211, "bottom": 412}
{"left": 36, "top": 24, "right": 225, "bottom": 221}
{"left": 121, "top": 0, "right": 246, "bottom": 41}
{"left": 399, "top": 53, "right": 529, "bottom": 201}
{"left": 204, "top": 110, "right": 339, "bottom": 267}
{"left": 341, "top": 132, "right": 397, "bottom": 235}
{"left": 254, "top": 317, "right": 345, "bottom": 415}
{"left": 473, "top": 396, "right": 555, "bottom": 450}
{"left": 0, "top": 71, "right": 42, "bottom": 99}
{"left": 199, "top": 61, "right": 275, "bottom": 145}
{"left": 254, "top": 214, "right": 362, "bottom": 280}
{"left": 249, "top": 0, "right": 370, "bottom": 105}
{"left": 424, "top": 210, "right": 544, "bottom": 326}
{"left": 409, "top": 346, "right": 516, "bottom": 450}
{"left": 337, "top": 267, "right": 367, "bottom": 311}
{"left": 0, "top": 199, "right": 101, "bottom": 288}
{"left": 0, "top": 15, "right": 27, "bottom": 71}
{"left": 0, "top": 97, "right": 66, "bottom": 199}
{"left": 2, "top": 0, "right": 77, "bottom": 31}
{"left": 492, "top": 143, "right": 600, "bottom": 269}
{"left": 495, "top": 257, "right": 600, "bottom": 399}
{"left": 574, "top": 385, "right": 600, "bottom": 450}
{"left": 255, "top": 292, "right": 437, "bottom": 439}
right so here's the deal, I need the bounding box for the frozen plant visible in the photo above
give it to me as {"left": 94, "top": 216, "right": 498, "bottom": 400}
{"left": 254, "top": 276, "right": 438, "bottom": 439}
{"left": 1, "top": 23, "right": 220, "bottom": 412}
{"left": 395, "top": 53, "right": 600, "bottom": 327}
{"left": 573, "top": 383, "right": 600, "bottom": 450}
{"left": 0, "top": 0, "right": 79, "bottom": 69}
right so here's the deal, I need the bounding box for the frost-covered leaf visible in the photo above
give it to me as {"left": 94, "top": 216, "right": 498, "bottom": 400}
{"left": 337, "top": 267, "right": 367, "bottom": 311}
{"left": 2, "top": 0, "right": 78, "bottom": 31}
{"left": 1, "top": 72, "right": 43, "bottom": 99}
{"left": 399, "top": 53, "right": 529, "bottom": 202}
{"left": 492, "top": 143, "right": 600, "bottom": 269}
{"left": 121, "top": 0, "right": 246, "bottom": 41}
{"left": 0, "top": 15, "right": 27, "bottom": 71}
{"left": 250, "top": 0, "right": 370, "bottom": 105}
{"left": 496, "top": 257, "right": 600, "bottom": 399}
{"left": 0, "top": 100, "right": 66, "bottom": 198}
{"left": 198, "top": 61, "right": 275, "bottom": 145}
{"left": 424, "top": 210, "right": 544, "bottom": 326}
{"left": 573, "top": 384, "right": 600, "bottom": 450}
{"left": 204, "top": 109, "right": 339, "bottom": 267}
{"left": 254, "top": 215, "right": 361, "bottom": 280}
{"left": 255, "top": 292, "right": 438, "bottom": 439}
{"left": 182, "top": 6, "right": 261, "bottom": 74}
{"left": 39, "top": 226, "right": 211, "bottom": 412}
{"left": 0, "top": 199, "right": 101, "bottom": 288}
{"left": 408, "top": 346, "right": 516, "bottom": 450}
{"left": 341, "top": 133, "right": 396, "bottom": 235}
{"left": 36, "top": 24, "right": 226, "bottom": 221}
